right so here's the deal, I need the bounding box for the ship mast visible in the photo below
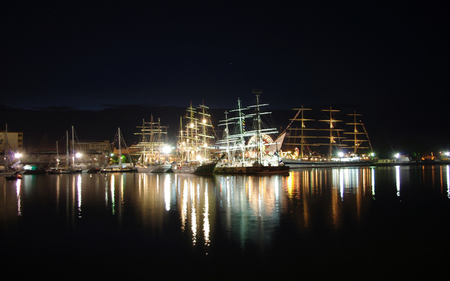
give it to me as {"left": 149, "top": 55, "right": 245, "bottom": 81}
{"left": 197, "top": 101, "right": 214, "bottom": 160}
{"left": 319, "top": 107, "right": 346, "bottom": 158}
{"left": 254, "top": 90, "right": 263, "bottom": 165}
{"left": 344, "top": 111, "right": 370, "bottom": 154}
{"left": 185, "top": 102, "right": 198, "bottom": 161}
{"left": 284, "top": 106, "right": 317, "bottom": 159}
{"left": 118, "top": 127, "right": 122, "bottom": 167}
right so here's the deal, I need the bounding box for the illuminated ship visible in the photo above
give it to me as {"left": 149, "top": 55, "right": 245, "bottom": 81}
{"left": 173, "top": 101, "right": 217, "bottom": 174}
{"left": 213, "top": 90, "right": 289, "bottom": 175}
{"left": 130, "top": 116, "right": 172, "bottom": 173}
{"left": 281, "top": 106, "right": 374, "bottom": 168}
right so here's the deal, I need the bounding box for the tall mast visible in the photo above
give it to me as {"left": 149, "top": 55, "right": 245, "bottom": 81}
{"left": 285, "top": 106, "right": 316, "bottom": 159}
{"left": 118, "top": 127, "right": 122, "bottom": 167}
{"left": 344, "top": 111, "right": 370, "bottom": 154}
{"left": 197, "top": 101, "right": 214, "bottom": 160}
{"left": 256, "top": 92, "right": 262, "bottom": 164}
{"left": 66, "top": 131, "right": 69, "bottom": 169}
{"left": 56, "top": 141, "right": 59, "bottom": 169}
{"left": 4, "top": 124, "right": 9, "bottom": 167}
{"left": 157, "top": 118, "right": 161, "bottom": 163}
{"left": 224, "top": 110, "right": 230, "bottom": 161}
{"left": 185, "top": 102, "right": 198, "bottom": 161}
{"left": 71, "top": 126, "right": 75, "bottom": 168}
{"left": 319, "top": 107, "right": 345, "bottom": 158}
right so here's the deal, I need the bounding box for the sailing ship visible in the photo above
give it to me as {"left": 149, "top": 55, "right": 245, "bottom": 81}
{"left": 173, "top": 101, "right": 217, "bottom": 174}
{"left": 100, "top": 127, "right": 137, "bottom": 173}
{"left": 213, "top": 90, "right": 289, "bottom": 175}
{"left": 282, "top": 106, "right": 374, "bottom": 167}
{"left": 130, "top": 116, "right": 172, "bottom": 173}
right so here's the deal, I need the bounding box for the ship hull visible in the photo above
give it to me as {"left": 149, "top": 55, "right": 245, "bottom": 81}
{"left": 214, "top": 165, "right": 290, "bottom": 175}
{"left": 283, "top": 159, "right": 374, "bottom": 168}
{"left": 193, "top": 163, "right": 216, "bottom": 175}
{"left": 151, "top": 164, "right": 173, "bottom": 173}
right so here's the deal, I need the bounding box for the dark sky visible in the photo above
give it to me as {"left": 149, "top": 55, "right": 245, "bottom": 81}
{"left": 2, "top": 1, "right": 448, "bottom": 110}
{"left": 1, "top": 1, "right": 449, "bottom": 155}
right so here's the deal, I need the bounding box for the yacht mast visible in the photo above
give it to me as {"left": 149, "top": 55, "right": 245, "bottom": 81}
{"left": 118, "top": 127, "right": 122, "bottom": 167}
{"left": 66, "top": 131, "right": 69, "bottom": 169}
{"left": 71, "top": 126, "right": 75, "bottom": 169}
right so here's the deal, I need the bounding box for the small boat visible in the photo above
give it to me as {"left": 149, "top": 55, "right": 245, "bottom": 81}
{"left": 5, "top": 171, "right": 22, "bottom": 180}
{"left": 172, "top": 163, "right": 197, "bottom": 174}
{"left": 100, "top": 166, "right": 137, "bottom": 173}
{"left": 47, "top": 168, "right": 73, "bottom": 174}
{"left": 151, "top": 163, "right": 173, "bottom": 173}
{"left": 193, "top": 162, "right": 217, "bottom": 175}
{"left": 100, "top": 128, "right": 137, "bottom": 173}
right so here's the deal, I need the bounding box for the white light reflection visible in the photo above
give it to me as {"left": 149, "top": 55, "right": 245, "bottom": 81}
{"left": 16, "top": 178, "right": 22, "bottom": 216}
{"left": 340, "top": 169, "right": 345, "bottom": 201}
{"left": 181, "top": 179, "right": 188, "bottom": 231}
{"left": 190, "top": 180, "right": 197, "bottom": 245}
{"left": 203, "top": 182, "right": 210, "bottom": 247}
{"left": 447, "top": 165, "right": 450, "bottom": 199}
{"left": 77, "top": 174, "right": 82, "bottom": 218}
{"left": 164, "top": 174, "right": 171, "bottom": 211}
{"left": 395, "top": 166, "right": 401, "bottom": 197}
{"left": 111, "top": 175, "right": 115, "bottom": 215}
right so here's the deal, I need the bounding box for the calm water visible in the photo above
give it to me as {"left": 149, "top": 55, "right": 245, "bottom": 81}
{"left": 2, "top": 165, "right": 450, "bottom": 279}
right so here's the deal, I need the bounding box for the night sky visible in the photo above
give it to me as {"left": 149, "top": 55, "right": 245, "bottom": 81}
{"left": 1, "top": 1, "right": 449, "bottom": 155}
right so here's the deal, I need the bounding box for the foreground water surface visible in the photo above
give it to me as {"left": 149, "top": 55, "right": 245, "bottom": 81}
{"left": 2, "top": 165, "right": 450, "bottom": 279}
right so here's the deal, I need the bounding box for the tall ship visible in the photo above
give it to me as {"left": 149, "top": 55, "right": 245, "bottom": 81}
{"left": 282, "top": 106, "right": 374, "bottom": 167}
{"left": 213, "top": 90, "right": 289, "bottom": 175}
{"left": 130, "top": 116, "right": 172, "bottom": 173}
{"left": 173, "top": 101, "right": 217, "bottom": 174}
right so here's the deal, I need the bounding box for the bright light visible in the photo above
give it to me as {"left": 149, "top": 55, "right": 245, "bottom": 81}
{"left": 445, "top": 152, "right": 450, "bottom": 157}
{"left": 110, "top": 153, "right": 114, "bottom": 157}
{"left": 338, "top": 152, "right": 344, "bottom": 157}
{"left": 196, "top": 155, "right": 203, "bottom": 161}
{"left": 162, "top": 146, "right": 171, "bottom": 154}
{"left": 14, "top": 153, "right": 22, "bottom": 159}
{"left": 75, "top": 152, "right": 82, "bottom": 158}
{"left": 203, "top": 119, "right": 206, "bottom": 123}
{"left": 395, "top": 153, "right": 400, "bottom": 159}
{"left": 190, "top": 123, "right": 194, "bottom": 128}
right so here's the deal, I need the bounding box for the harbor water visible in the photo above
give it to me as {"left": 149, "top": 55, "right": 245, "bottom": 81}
{"left": 1, "top": 165, "right": 450, "bottom": 279}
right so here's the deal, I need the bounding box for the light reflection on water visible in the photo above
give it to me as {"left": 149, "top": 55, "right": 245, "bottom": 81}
{"left": 1, "top": 165, "right": 450, "bottom": 252}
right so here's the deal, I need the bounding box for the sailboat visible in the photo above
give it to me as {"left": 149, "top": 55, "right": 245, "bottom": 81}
{"left": 47, "top": 127, "right": 84, "bottom": 174}
{"left": 173, "top": 101, "right": 217, "bottom": 174}
{"left": 46, "top": 140, "right": 70, "bottom": 174}
{"left": 100, "top": 128, "right": 137, "bottom": 173}
{"left": 213, "top": 90, "right": 289, "bottom": 175}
